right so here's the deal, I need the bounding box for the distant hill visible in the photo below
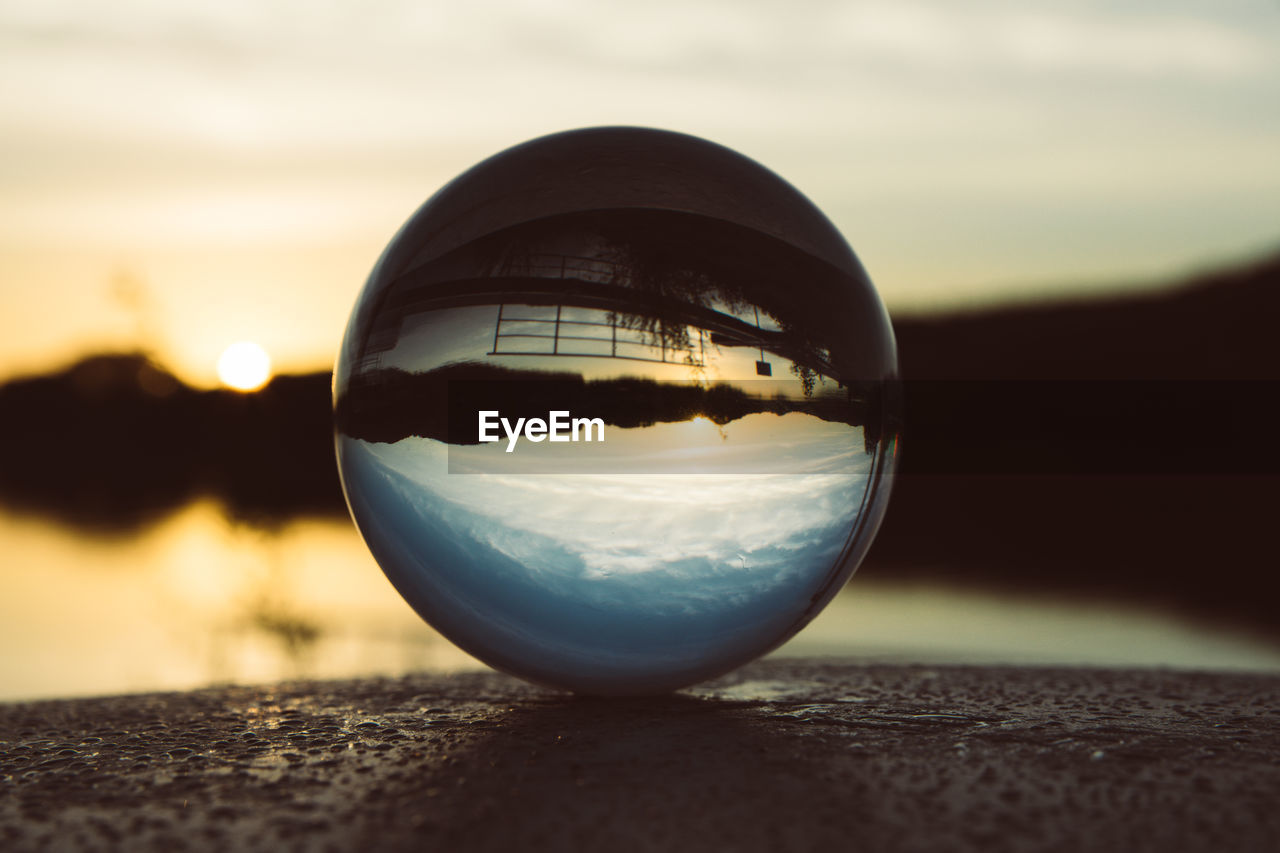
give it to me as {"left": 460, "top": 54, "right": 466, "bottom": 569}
{"left": 870, "top": 250, "right": 1280, "bottom": 630}
{"left": 0, "top": 353, "right": 340, "bottom": 532}
{"left": 893, "top": 251, "right": 1280, "bottom": 380}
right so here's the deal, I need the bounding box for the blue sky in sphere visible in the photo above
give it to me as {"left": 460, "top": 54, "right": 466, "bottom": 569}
{"left": 340, "top": 432, "right": 872, "bottom": 683}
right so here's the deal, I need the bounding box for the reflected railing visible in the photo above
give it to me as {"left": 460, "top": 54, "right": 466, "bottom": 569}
{"left": 489, "top": 302, "right": 708, "bottom": 366}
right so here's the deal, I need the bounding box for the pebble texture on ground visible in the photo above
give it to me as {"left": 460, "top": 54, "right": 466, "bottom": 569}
{"left": 2, "top": 660, "right": 1277, "bottom": 852}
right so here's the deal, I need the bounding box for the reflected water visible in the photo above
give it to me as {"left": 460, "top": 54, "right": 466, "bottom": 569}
{"left": 0, "top": 504, "right": 475, "bottom": 702}
{"left": 3, "top": 505, "right": 1278, "bottom": 703}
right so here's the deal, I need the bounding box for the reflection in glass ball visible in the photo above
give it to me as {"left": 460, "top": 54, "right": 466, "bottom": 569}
{"left": 335, "top": 127, "right": 898, "bottom": 694}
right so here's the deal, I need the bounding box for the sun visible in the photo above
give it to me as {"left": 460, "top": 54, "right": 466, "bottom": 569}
{"left": 216, "top": 341, "right": 272, "bottom": 391}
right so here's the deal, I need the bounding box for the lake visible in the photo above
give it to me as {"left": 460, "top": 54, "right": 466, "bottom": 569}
{"left": 3, "top": 501, "right": 1277, "bottom": 702}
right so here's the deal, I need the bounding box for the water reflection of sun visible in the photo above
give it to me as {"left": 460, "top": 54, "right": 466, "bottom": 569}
{"left": 677, "top": 414, "right": 728, "bottom": 444}
{"left": 217, "top": 341, "right": 272, "bottom": 391}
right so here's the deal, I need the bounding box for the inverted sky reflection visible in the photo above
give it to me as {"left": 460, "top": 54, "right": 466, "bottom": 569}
{"left": 340, "top": 430, "right": 871, "bottom": 690}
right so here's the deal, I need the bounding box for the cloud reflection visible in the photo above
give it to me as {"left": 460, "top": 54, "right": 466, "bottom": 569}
{"left": 342, "top": 432, "right": 872, "bottom": 691}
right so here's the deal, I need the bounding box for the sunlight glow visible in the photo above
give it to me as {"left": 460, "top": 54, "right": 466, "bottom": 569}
{"left": 217, "top": 341, "right": 272, "bottom": 391}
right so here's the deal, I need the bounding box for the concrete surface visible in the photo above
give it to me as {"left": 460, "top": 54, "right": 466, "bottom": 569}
{"left": 2, "top": 660, "right": 1277, "bottom": 852}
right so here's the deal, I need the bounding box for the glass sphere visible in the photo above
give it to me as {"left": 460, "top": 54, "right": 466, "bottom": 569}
{"left": 334, "top": 127, "right": 898, "bottom": 694}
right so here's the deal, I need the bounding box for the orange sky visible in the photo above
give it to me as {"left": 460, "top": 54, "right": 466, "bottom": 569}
{"left": 2, "top": 1, "right": 1278, "bottom": 387}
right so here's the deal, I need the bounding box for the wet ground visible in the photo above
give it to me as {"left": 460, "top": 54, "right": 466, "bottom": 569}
{"left": 2, "top": 660, "right": 1277, "bottom": 852}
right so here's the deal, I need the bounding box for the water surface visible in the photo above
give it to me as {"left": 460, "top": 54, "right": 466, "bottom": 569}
{"left": 3, "top": 505, "right": 1277, "bottom": 702}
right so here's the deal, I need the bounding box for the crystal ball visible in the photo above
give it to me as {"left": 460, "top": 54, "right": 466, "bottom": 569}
{"left": 334, "top": 127, "right": 898, "bottom": 694}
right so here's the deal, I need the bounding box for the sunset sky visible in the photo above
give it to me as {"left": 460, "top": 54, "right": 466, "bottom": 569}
{"left": 2, "top": 0, "right": 1277, "bottom": 387}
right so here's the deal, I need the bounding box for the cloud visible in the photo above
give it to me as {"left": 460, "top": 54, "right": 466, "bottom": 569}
{"left": 3, "top": 0, "right": 1277, "bottom": 347}
{"left": 985, "top": 9, "right": 1268, "bottom": 77}
{"left": 364, "top": 433, "right": 869, "bottom": 593}
{"left": 342, "top": 433, "right": 877, "bottom": 686}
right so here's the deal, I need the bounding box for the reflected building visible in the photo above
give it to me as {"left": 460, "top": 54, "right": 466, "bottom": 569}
{"left": 334, "top": 127, "right": 898, "bottom": 693}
